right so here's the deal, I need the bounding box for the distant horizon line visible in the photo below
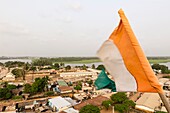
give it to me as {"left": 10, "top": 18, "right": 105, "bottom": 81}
{"left": 1, "top": 56, "right": 170, "bottom": 58}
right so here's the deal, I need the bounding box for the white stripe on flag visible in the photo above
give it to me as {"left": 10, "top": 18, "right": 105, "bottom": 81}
{"left": 97, "top": 39, "right": 137, "bottom": 92}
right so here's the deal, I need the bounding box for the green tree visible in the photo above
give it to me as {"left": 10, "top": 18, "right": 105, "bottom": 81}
{"left": 30, "top": 76, "right": 49, "bottom": 94}
{"left": 96, "top": 65, "right": 105, "bottom": 70}
{"left": 54, "top": 63, "right": 60, "bottom": 70}
{"left": 25, "top": 62, "right": 30, "bottom": 70}
{"left": 5, "top": 92, "right": 13, "bottom": 99}
{"left": 60, "top": 62, "right": 65, "bottom": 68}
{"left": 92, "top": 64, "right": 95, "bottom": 69}
{"left": 152, "top": 64, "right": 170, "bottom": 74}
{"left": 160, "top": 65, "right": 169, "bottom": 74}
{"left": 102, "top": 100, "right": 113, "bottom": 110}
{"left": 0, "top": 88, "right": 12, "bottom": 100}
{"left": 7, "top": 84, "right": 17, "bottom": 90}
{"left": 114, "top": 104, "right": 128, "bottom": 113}
{"left": 110, "top": 92, "right": 128, "bottom": 103}
{"left": 65, "top": 65, "right": 71, "bottom": 71}
{"left": 123, "top": 100, "right": 136, "bottom": 109}
{"left": 79, "top": 104, "right": 100, "bottom": 113}
{"left": 23, "top": 83, "right": 32, "bottom": 93}
{"left": 82, "top": 64, "right": 87, "bottom": 70}
{"left": 74, "top": 85, "right": 82, "bottom": 92}
{"left": 30, "top": 66, "right": 36, "bottom": 72}
{"left": 11, "top": 68, "right": 25, "bottom": 78}
{"left": 32, "top": 58, "right": 52, "bottom": 66}
{"left": 5, "top": 61, "right": 25, "bottom": 67}
{"left": 77, "top": 81, "right": 82, "bottom": 87}
{"left": 23, "top": 62, "right": 30, "bottom": 80}
{"left": 87, "top": 80, "right": 93, "bottom": 87}
{"left": 30, "top": 66, "right": 36, "bottom": 81}
{"left": 152, "top": 64, "right": 161, "bottom": 70}
{"left": 110, "top": 93, "right": 136, "bottom": 113}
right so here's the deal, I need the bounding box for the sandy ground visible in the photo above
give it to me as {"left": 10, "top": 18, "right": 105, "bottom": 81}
{"left": 0, "top": 68, "right": 8, "bottom": 78}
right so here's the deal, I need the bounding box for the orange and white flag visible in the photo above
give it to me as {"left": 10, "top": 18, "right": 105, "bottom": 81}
{"left": 97, "top": 9, "right": 163, "bottom": 93}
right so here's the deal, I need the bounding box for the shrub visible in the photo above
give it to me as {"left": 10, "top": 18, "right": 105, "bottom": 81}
{"left": 44, "top": 91, "right": 54, "bottom": 96}
{"left": 12, "top": 95, "right": 22, "bottom": 100}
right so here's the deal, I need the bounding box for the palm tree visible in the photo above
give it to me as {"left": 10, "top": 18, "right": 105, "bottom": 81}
{"left": 22, "top": 62, "right": 30, "bottom": 80}
{"left": 30, "top": 66, "right": 36, "bottom": 82}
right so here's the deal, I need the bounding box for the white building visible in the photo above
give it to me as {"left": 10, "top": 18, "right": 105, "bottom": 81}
{"left": 60, "top": 72, "right": 97, "bottom": 78}
{"left": 48, "top": 96, "right": 72, "bottom": 112}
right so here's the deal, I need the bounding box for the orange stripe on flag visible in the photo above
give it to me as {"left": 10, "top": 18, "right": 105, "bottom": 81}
{"left": 109, "top": 9, "right": 163, "bottom": 93}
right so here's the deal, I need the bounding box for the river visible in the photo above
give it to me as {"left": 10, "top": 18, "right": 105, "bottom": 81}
{"left": 160, "top": 62, "right": 170, "bottom": 69}
{"left": 0, "top": 59, "right": 32, "bottom": 63}
{"left": 0, "top": 59, "right": 170, "bottom": 69}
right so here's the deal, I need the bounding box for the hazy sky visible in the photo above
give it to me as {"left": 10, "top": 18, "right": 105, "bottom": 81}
{"left": 0, "top": 0, "right": 170, "bottom": 57}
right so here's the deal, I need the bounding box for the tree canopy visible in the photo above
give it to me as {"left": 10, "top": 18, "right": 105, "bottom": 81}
{"left": 102, "top": 100, "right": 113, "bottom": 110}
{"left": 0, "top": 88, "right": 12, "bottom": 99}
{"left": 23, "top": 76, "right": 49, "bottom": 95}
{"left": 79, "top": 104, "right": 100, "bottom": 113}
{"left": 53, "top": 63, "right": 60, "bottom": 70}
{"left": 110, "top": 93, "right": 136, "bottom": 113}
{"left": 74, "top": 85, "right": 82, "bottom": 91}
{"left": 96, "top": 65, "right": 105, "bottom": 70}
{"left": 23, "top": 83, "right": 32, "bottom": 93}
{"left": 65, "top": 65, "right": 71, "bottom": 70}
{"left": 152, "top": 63, "right": 170, "bottom": 74}
{"left": 92, "top": 64, "right": 95, "bottom": 69}
{"left": 0, "top": 83, "right": 17, "bottom": 100}
{"left": 11, "top": 68, "right": 25, "bottom": 78}
{"left": 110, "top": 92, "right": 128, "bottom": 103}
{"left": 5, "top": 61, "right": 25, "bottom": 67}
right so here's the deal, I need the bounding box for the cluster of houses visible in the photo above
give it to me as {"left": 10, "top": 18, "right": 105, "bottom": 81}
{"left": 1, "top": 65, "right": 170, "bottom": 113}
{"left": 134, "top": 77, "right": 170, "bottom": 112}
{"left": 0, "top": 67, "right": 113, "bottom": 112}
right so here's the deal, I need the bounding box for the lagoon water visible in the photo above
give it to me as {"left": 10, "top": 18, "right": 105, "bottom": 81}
{"left": 0, "top": 59, "right": 170, "bottom": 69}
{"left": 0, "top": 59, "right": 32, "bottom": 63}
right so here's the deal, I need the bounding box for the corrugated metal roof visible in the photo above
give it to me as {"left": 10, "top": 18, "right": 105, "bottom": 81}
{"left": 48, "top": 96, "right": 71, "bottom": 109}
{"left": 136, "top": 93, "right": 160, "bottom": 110}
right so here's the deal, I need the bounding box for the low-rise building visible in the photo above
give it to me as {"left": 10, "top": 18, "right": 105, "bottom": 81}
{"left": 135, "top": 93, "right": 161, "bottom": 112}
{"left": 59, "top": 86, "right": 73, "bottom": 97}
{"left": 2, "top": 73, "right": 15, "bottom": 81}
{"left": 74, "top": 95, "right": 109, "bottom": 111}
{"left": 60, "top": 72, "right": 97, "bottom": 78}
{"left": 48, "top": 96, "right": 72, "bottom": 112}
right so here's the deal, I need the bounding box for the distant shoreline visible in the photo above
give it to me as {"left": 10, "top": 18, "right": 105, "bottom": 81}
{"left": 0, "top": 57, "right": 170, "bottom": 64}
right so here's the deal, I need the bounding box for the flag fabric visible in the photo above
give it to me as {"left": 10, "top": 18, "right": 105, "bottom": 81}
{"left": 94, "top": 69, "right": 116, "bottom": 92}
{"left": 97, "top": 9, "right": 163, "bottom": 93}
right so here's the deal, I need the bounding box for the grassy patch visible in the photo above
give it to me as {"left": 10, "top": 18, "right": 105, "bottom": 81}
{"left": 44, "top": 91, "right": 54, "bottom": 96}
{"left": 148, "top": 59, "right": 170, "bottom": 63}
{"left": 12, "top": 95, "right": 22, "bottom": 100}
